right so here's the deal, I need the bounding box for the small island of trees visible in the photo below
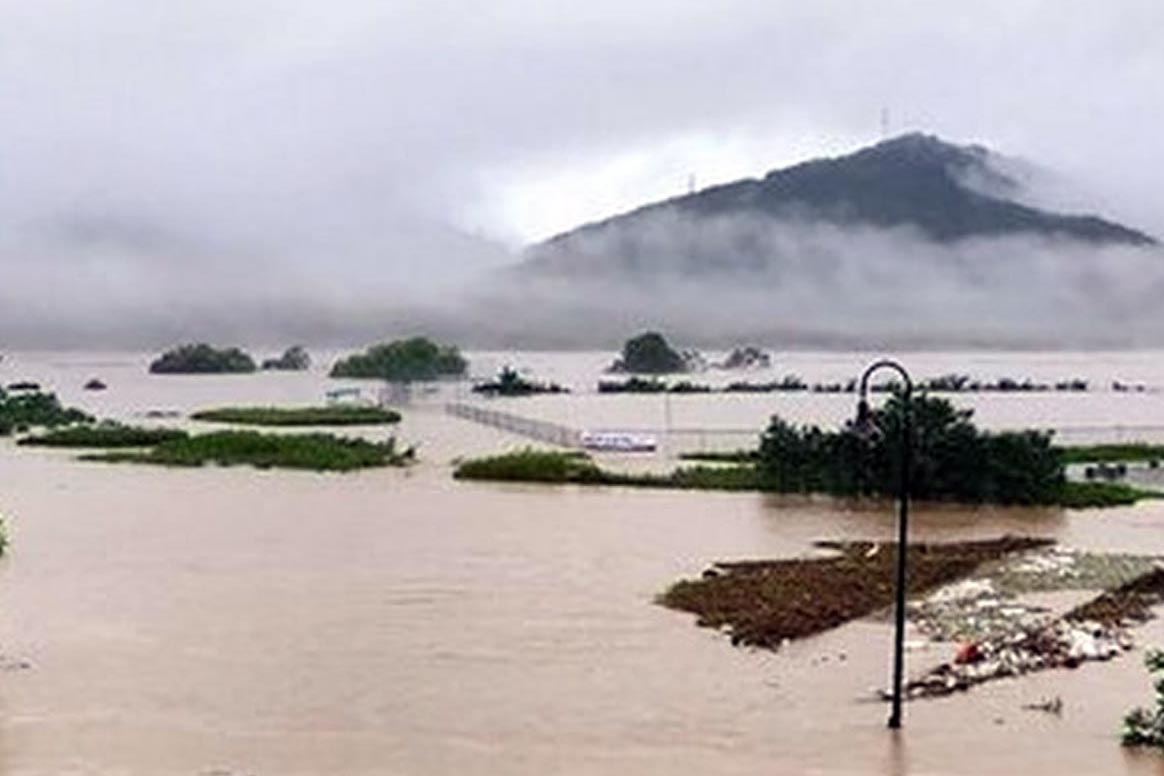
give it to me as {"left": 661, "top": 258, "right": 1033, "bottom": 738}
{"left": 330, "top": 337, "right": 467, "bottom": 381}
{"left": 607, "top": 331, "right": 690, "bottom": 374}
{"left": 261, "top": 345, "right": 311, "bottom": 371}
{"left": 149, "top": 343, "right": 257, "bottom": 374}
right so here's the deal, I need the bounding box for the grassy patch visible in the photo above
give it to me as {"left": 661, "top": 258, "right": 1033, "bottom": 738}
{"left": 453, "top": 449, "right": 760, "bottom": 491}
{"left": 19, "top": 422, "right": 188, "bottom": 448}
{"left": 82, "top": 430, "right": 413, "bottom": 472}
{"left": 1058, "top": 444, "right": 1164, "bottom": 465}
{"left": 1057, "top": 481, "right": 1160, "bottom": 509}
{"left": 191, "top": 405, "right": 401, "bottom": 426}
{"left": 453, "top": 449, "right": 606, "bottom": 483}
{"left": 678, "top": 449, "right": 758, "bottom": 464}
{"left": 455, "top": 451, "right": 1159, "bottom": 508}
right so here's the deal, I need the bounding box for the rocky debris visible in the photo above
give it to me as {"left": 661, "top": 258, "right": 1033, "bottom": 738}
{"left": 899, "top": 617, "right": 1133, "bottom": 700}
{"left": 911, "top": 547, "right": 1163, "bottom": 642}
{"left": 878, "top": 548, "right": 1164, "bottom": 701}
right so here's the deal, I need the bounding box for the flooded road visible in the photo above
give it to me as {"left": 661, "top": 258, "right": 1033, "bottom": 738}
{"left": 2, "top": 350, "right": 1164, "bottom": 773}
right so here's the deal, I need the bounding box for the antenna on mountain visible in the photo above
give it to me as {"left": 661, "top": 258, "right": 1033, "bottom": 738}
{"left": 687, "top": 173, "right": 696, "bottom": 195}
{"left": 880, "top": 107, "right": 891, "bottom": 139}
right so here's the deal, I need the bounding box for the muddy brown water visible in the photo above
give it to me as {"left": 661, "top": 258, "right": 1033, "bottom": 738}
{"left": 2, "top": 351, "right": 1164, "bottom": 774}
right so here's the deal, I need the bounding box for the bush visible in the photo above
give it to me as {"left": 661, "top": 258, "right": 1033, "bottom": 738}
{"left": 149, "top": 343, "right": 256, "bottom": 374}
{"left": 1122, "top": 650, "right": 1164, "bottom": 748}
{"left": 330, "top": 337, "right": 467, "bottom": 381}
{"left": 191, "top": 405, "right": 401, "bottom": 426}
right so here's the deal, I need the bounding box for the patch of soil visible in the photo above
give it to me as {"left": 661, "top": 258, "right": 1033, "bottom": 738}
{"left": 1066, "top": 568, "right": 1164, "bottom": 625}
{"left": 660, "top": 536, "right": 1051, "bottom": 649}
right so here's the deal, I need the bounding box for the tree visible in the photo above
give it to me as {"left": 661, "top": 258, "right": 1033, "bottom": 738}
{"left": 756, "top": 392, "right": 1063, "bottom": 505}
{"left": 330, "top": 337, "right": 468, "bottom": 382}
{"left": 609, "top": 331, "right": 687, "bottom": 374}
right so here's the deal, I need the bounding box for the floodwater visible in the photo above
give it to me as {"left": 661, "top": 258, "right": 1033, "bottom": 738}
{"left": 3, "top": 350, "right": 1164, "bottom": 774}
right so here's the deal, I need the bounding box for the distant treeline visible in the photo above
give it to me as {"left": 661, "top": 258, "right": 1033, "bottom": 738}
{"left": 597, "top": 373, "right": 1098, "bottom": 395}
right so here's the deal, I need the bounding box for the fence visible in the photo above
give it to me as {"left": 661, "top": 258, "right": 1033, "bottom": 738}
{"left": 445, "top": 403, "right": 581, "bottom": 448}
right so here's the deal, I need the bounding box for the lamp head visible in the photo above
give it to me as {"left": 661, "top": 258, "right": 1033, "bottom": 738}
{"left": 853, "top": 397, "right": 878, "bottom": 441}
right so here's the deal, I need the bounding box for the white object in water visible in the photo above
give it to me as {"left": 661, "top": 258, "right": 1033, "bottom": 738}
{"left": 579, "top": 431, "right": 657, "bottom": 452}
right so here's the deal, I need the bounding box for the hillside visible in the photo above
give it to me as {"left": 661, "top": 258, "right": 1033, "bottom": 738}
{"left": 522, "top": 134, "right": 1156, "bottom": 277}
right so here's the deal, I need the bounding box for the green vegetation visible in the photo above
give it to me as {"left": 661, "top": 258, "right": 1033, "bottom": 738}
{"left": 19, "top": 422, "right": 187, "bottom": 448}
{"left": 83, "top": 430, "right": 413, "bottom": 472}
{"left": 261, "top": 345, "right": 311, "bottom": 371}
{"left": 330, "top": 337, "right": 467, "bottom": 381}
{"left": 597, "top": 377, "right": 712, "bottom": 394}
{"left": 191, "top": 405, "right": 401, "bottom": 426}
{"left": 454, "top": 449, "right": 605, "bottom": 483}
{"left": 460, "top": 396, "right": 1157, "bottom": 509}
{"left": 0, "top": 515, "right": 7, "bottom": 556}
{"left": 1058, "top": 481, "right": 1159, "bottom": 509}
{"left": 1059, "top": 444, "right": 1164, "bottom": 465}
{"left": 149, "top": 343, "right": 257, "bottom": 374}
{"left": 0, "top": 389, "right": 93, "bottom": 436}
{"left": 453, "top": 449, "right": 759, "bottom": 491}
{"left": 472, "top": 367, "right": 567, "bottom": 397}
{"left": 608, "top": 331, "right": 688, "bottom": 374}
{"left": 757, "top": 393, "right": 1065, "bottom": 505}
{"left": 1122, "top": 649, "right": 1164, "bottom": 748}
{"left": 679, "top": 450, "right": 758, "bottom": 464}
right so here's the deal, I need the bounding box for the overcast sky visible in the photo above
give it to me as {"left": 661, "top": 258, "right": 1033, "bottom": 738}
{"left": 1, "top": 1, "right": 1162, "bottom": 343}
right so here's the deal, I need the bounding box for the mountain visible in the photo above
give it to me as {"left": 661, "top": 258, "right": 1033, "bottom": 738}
{"left": 521, "top": 133, "right": 1156, "bottom": 277}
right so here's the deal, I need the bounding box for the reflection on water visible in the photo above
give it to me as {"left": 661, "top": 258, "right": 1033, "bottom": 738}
{"left": 0, "top": 351, "right": 1163, "bottom": 774}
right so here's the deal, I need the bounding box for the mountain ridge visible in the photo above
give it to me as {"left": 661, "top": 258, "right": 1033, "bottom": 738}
{"left": 524, "top": 133, "right": 1156, "bottom": 275}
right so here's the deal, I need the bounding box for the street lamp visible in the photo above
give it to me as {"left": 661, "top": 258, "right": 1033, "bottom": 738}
{"left": 854, "top": 358, "right": 913, "bottom": 730}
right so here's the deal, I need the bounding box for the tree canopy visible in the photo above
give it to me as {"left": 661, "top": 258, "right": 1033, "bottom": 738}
{"left": 330, "top": 337, "right": 467, "bottom": 382}
{"left": 757, "top": 392, "right": 1064, "bottom": 505}
{"left": 149, "top": 343, "right": 256, "bottom": 374}
{"left": 609, "top": 331, "right": 688, "bottom": 374}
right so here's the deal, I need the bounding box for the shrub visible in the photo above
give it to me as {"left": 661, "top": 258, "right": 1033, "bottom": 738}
{"left": 1122, "top": 650, "right": 1164, "bottom": 748}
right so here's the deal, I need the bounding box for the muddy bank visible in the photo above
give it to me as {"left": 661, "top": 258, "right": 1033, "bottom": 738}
{"left": 659, "top": 536, "right": 1050, "bottom": 649}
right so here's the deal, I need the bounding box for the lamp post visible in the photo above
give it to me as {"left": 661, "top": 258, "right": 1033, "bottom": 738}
{"left": 854, "top": 358, "right": 913, "bottom": 730}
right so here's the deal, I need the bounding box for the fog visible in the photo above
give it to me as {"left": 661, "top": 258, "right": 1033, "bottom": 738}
{"left": 464, "top": 212, "right": 1164, "bottom": 349}
{"left": 1, "top": 1, "right": 1162, "bottom": 349}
